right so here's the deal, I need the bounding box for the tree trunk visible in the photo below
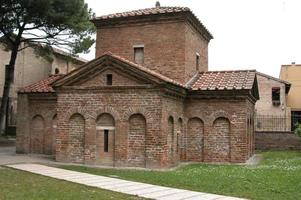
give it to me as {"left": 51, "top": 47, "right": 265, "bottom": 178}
{"left": 0, "top": 44, "right": 19, "bottom": 135}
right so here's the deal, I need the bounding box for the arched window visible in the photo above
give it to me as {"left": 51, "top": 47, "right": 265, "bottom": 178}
{"left": 211, "top": 117, "right": 230, "bottom": 162}
{"left": 31, "top": 115, "right": 45, "bottom": 154}
{"left": 168, "top": 116, "right": 174, "bottom": 161}
{"left": 69, "top": 113, "right": 85, "bottom": 163}
{"left": 96, "top": 113, "right": 115, "bottom": 166}
{"left": 51, "top": 114, "right": 57, "bottom": 155}
{"left": 128, "top": 114, "right": 146, "bottom": 167}
{"left": 178, "top": 118, "right": 186, "bottom": 161}
{"left": 187, "top": 117, "right": 204, "bottom": 161}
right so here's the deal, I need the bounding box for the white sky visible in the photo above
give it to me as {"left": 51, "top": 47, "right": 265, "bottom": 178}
{"left": 81, "top": 0, "right": 301, "bottom": 78}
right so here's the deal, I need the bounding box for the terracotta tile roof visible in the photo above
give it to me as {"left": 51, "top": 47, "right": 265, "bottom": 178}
{"left": 95, "top": 7, "right": 190, "bottom": 20}
{"left": 190, "top": 70, "right": 256, "bottom": 91}
{"left": 19, "top": 74, "right": 64, "bottom": 93}
{"left": 21, "top": 54, "right": 256, "bottom": 94}
{"left": 93, "top": 6, "right": 213, "bottom": 39}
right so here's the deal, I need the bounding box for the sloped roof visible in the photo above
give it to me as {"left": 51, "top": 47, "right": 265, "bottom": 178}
{"left": 0, "top": 37, "right": 87, "bottom": 64}
{"left": 256, "top": 71, "right": 291, "bottom": 85}
{"left": 51, "top": 52, "right": 186, "bottom": 88}
{"left": 92, "top": 6, "right": 213, "bottom": 40}
{"left": 190, "top": 70, "right": 256, "bottom": 91}
{"left": 19, "top": 74, "right": 63, "bottom": 93}
{"left": 19, "top": 53, "right": 258, "bottom": 98}
{"left": 95, "top": 7, "right": 190, "bottom": 20}
{"left": 256, "top": 72, "right": 291, "bottom": 94}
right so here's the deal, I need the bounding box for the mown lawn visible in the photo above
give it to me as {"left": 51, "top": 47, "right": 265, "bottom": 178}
{"left": 60, "top": 151, "right": 301, "bottom": 200}
{"left": 0, "top": 167, "right": 144, "bottom": 200}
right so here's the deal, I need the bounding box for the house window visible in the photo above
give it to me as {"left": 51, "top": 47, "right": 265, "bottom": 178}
{"left": 272, "top": 87, "right": 280, "bottom": 106}
{"left": 106, "top": 74, "right": 112, "bottom": 85}
{"left": 134, "top": 45, "right": 144, "bottom": 64}
{"left": 196, "top": 53, "right": 200, "bottom": 71}
{"left": 55, "top": 68, "right": 60, "bottom": 74}
{"left": 104, "top": 129, "right": 109, "bottom": 152}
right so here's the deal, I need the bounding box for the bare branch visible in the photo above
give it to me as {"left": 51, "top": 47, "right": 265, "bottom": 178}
{"left": 24, "top": 23, "right": 46, "bottom": 31}
{"left": 18, "top": 45, "right": 32, "bottom": 52}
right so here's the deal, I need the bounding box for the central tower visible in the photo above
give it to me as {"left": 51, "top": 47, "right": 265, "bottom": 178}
{"left": 92, "top": 6, "right": 213, "bottom": 84}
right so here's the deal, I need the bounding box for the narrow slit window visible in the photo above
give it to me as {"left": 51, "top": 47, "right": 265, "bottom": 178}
{"left": 106, "top": 74, "right": 112, "bottom": 85}
{"left": 134, "top": 47, "right": 144, "bottom": 64}
{"left": 196, "top": 53, "right": 200, "bottom": 71}
{"left": 104, "top": 130, "right": 109, "bottom": 152}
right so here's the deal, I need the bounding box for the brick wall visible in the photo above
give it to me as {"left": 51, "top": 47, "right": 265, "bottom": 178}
{"left": 55, "top": 88, "right": 165, "bottom": 168}
{"left": 210, "top": 118, "right": 230, "bottom": 162}
{"left": 185, "top": 23, "right": 209, "bottom": 76}
{"left": 95, "top": 21, "right": 208, "bottom": 84}
{"left": 186, "top": 117, "right": 204, "bottom": 161}
{"left": 68, "top": 113, "right": 85, "bottom": 163}
{"left": 17, "top": 90, "right": 256, "bottom": 167}
{"left": 161, "top": 95, "right": 185, "bottom": 166}
{"left": 16, "top": 93, "right": 57, "bottom": 154}
{"left": 185, "top": 97, "right": 254, "bottom": 163}
{"left": 128, "top": 114, "right": 146, "bottom": 167}
{"left": 79, "top": 69, "right": 143, "bottom": 87}
{"left": 256, "top": 132, "right": 301, "bottom": 150}
{"left": 30, "top": 115, "right": 45, "bottom": 154}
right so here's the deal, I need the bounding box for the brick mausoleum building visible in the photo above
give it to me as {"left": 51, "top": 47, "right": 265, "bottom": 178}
{"left": 16, "top": 5, "right": 259, "bottom": 168}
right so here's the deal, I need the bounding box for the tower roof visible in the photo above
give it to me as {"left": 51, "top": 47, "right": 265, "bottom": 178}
{"left": 92, "top": 6, "right": 213, "bottom": 41}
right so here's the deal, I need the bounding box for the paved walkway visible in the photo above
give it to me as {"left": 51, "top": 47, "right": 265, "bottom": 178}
{"left": 7, "top": 164, "right": 246, "bottom": 200}
{"left": 0, "top": 146, "right": 56, "bottom": 165}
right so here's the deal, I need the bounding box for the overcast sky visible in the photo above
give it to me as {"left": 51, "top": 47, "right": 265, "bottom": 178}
{"left": 81, "top": 0, "right": 301, "bottom": 78}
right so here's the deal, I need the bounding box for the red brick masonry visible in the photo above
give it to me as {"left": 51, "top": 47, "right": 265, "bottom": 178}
{"left": 16, "top": 6, "right": 258, "bottom": 169}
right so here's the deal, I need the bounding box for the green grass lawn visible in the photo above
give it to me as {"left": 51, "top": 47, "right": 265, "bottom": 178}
{"left": 0, "top": 167, "right": 144, "bottom": 200}
{"left": 60, "top": 151, "right": 301, "bottom": 200}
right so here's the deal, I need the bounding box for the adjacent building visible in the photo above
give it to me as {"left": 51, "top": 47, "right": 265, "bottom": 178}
{"left": 280, "top": 63, "right": 301, "bottom": 128}
{"left": 0, "top": 41, "right": 86, "bottom": 132}
{"left": 255, "top": 70, "right": 301, "bottom": 151}
{"left": 255, "top": 72, "right": 291, "bottom": 132}
{"left": 16, "top": 5, "right": 259, "bottom": 168}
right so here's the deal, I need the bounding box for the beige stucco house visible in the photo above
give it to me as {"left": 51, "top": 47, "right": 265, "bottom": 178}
{"left": 0, "top": 41, "right": 86, "bottom": 132}
{"left": 280, "top": 63, "right": 301, "bottom": 128}
{"left": 255, "top": 72, "right": 291, "bottom": 131}
{"left": 280, "top": 63, "right": 301, "bottom": 111}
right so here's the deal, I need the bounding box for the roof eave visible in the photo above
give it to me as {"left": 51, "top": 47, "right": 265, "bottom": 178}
{"left": 91, "top": 10, "right": 213, "bottom": 41}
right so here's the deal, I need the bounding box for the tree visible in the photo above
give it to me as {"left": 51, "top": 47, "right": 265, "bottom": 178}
{"left": 0, "top": 0, "right": 95, "bottom": 134}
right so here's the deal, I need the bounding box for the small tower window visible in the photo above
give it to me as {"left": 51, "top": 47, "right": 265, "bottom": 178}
{"left": 55, "top": 68, "right": 60, "bottom": 74}
{"left": 196, "top": 53, "right": 200, "bottom": 71}
{"left": 106, "top": 74, "right": 112, "bottom": 85}
{"left": 134, "top": 45, "right": 144, "bottom": 64}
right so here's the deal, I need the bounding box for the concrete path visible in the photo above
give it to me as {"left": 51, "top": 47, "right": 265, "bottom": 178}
{"left": 7, "top": 164, "right": 246, "bottom": 200}
{"left": 0, "top": 146, "right": 56, "bottom": 166}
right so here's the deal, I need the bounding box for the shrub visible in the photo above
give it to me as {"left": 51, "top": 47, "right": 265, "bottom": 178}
{"left": 293, "top": 123, "right": 301, "bottom": 138}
